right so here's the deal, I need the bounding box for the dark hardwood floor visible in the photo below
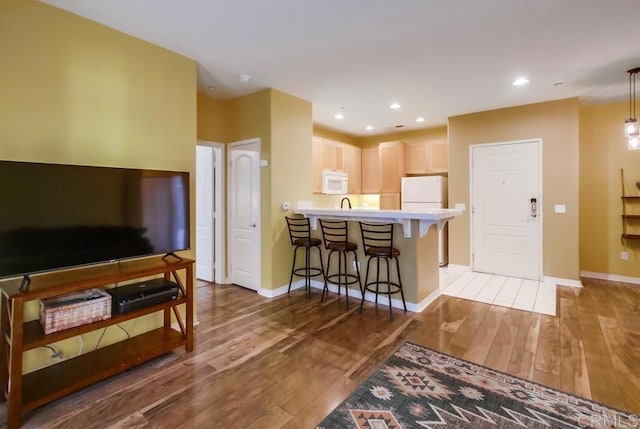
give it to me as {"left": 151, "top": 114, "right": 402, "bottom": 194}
{"left": 11, "top": 276, "right": 640, "bottom": 428}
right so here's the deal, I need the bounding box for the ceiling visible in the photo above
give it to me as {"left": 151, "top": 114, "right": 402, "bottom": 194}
{"left": 42, "top": 0, "right": 640, "bottom": 136}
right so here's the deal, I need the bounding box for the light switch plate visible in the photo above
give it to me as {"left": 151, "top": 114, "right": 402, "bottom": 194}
{"left": 554, "top": 204, "right": 566, "bottom": 214}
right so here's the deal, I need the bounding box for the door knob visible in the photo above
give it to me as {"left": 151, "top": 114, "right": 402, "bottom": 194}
{"left": 249, "top": 223, "right": 257, "bottom": 228}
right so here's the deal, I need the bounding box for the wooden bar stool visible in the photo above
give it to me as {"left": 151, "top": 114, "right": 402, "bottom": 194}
{"left": 285, "top": 216, "right": 327, "bottom": 298}
{"left": 358, "top": 222, "right": 406, "bottom": 321}
{"left": 319, "top": 219, "right": 362, "bottom": 309}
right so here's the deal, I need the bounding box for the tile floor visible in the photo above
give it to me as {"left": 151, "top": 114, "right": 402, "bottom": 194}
{"left": 439, "top": 268, "right": 557, "bottom": 316}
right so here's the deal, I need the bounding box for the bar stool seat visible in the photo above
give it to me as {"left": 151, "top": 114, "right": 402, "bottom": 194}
{"left": 359, "top": 222, "right": 406, "bottom": 321}
{"left": 319, "top": 219, "right": 362, "bottom": 309}
{"left": 286, "top": 216, "right": 327, "bottom": 298}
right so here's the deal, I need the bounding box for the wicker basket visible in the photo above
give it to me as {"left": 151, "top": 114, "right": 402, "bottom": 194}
{"left": 39, "top": 289, "right": 111, "bottom": 334}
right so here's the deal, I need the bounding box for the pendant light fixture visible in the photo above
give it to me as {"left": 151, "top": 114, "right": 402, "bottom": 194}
{"left": 626, "top": 67, "right": 640, "bottom": 150}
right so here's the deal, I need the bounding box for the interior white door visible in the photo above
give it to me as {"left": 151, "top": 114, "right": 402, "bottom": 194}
{"left": 228, "top": 140, "right": 260, "bottom": 291}
{"left": 471, "top": 140, "right": 540, "bottom": 280}
{"left": 196, "top": 146, "right": 214, "bottom": 282}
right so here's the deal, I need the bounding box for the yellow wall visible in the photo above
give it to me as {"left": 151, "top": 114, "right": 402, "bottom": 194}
{"left": 580, "top": 101, "right": 640, "bottom": 277}
{"left": 448, "top": 98, "right": 580, "bottom": 281}
{"left": 224, "top": 90, "right": 273, "bottom": 287}
{"left": 313, "top": 125, "right": 359, "bottom": 146}
{"left": 197, "top": 95, "right": 232, "bottom": 142}
{"left": 0, "top": 0, "right": 196, "bottom": 371}
{"left": 271, "top": 90, "right": 314, "bottom": 288}
{"left": 205, "top": 88, "right": 315, "bottom": 291}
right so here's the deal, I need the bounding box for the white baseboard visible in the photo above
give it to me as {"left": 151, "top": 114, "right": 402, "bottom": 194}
{"left": 258, "top": 280, "right": 307, "bottom": 298}
{"left": 406, "top": 288, "right": 442, "bottom": 313}
{"left": 580, "top": 270, "right": 640, "bottom": 285}
{"left": 542, "top": 276, "right": 583, "bottom": 288}
{"left": 443, "top": 264, "right": 471, "bottom": 273}
{"left": 264, "top": 279, "right": 439, "bottom": 313}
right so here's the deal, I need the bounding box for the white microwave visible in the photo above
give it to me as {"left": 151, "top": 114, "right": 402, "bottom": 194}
{"left": 322, "top": 171, "right": 348, "bottom": 194}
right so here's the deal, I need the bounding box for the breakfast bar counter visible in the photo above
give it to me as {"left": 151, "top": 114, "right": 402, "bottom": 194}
{"left": 294, "top": 207, "right": 463, "bottom": 312}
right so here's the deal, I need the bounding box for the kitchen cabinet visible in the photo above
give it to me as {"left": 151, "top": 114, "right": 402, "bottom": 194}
{"left": 405, "top": 141, "right": 449, "bottom": 174}
{"left": 379, "top": 192, "right": 400, "bottom": 210}
{"left": 343, "top": 144, "right": 361, "bottom": 194}
{"left": 312, "top": 138, "right": 323, "bottom": 193}
{"left": 361, "top": 147, "right": 380, "bottom": 194}
{"left": 313, "top": 137, "right": 361, "bottom": 194}
{"left": 320, "top": 138, "right": 344, "bottom": 172}
{"left": 378, "top": 141, "right": 406, "bottom": 193}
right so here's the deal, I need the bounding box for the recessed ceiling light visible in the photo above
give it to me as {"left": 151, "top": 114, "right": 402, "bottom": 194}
{"left": 366, "top": 125, "right": 374, "bottom": 130}
{"left": 416, "top": 117, "right": 425, "bottom": 122}
{"left": 390, "top": 103, "right": 402, "bottom": 109}
{"left": 512, "top": 77, "right": 529, "bottom": 86}
{"left": 334, "top": 112, "right": 344, "bottom": 120}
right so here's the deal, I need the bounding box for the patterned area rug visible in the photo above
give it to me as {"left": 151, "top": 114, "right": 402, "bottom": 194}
{"left": 317, "top": 342, "right": 637, "bottom": 428}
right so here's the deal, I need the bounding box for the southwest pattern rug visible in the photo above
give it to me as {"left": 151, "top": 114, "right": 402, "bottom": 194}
{"left": 317, "top": 342, "right": 637, "bottom": 428}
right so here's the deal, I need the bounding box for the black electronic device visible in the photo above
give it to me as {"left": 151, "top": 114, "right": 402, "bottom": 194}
{"left": 0, "top": 160, "right": 190, "bottom": 280}
{"left": 106, "top": 278, "right": 179, "bottom": 314}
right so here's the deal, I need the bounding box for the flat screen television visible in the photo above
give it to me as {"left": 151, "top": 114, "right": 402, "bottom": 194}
{"left": 0, "top": 160, "right": 190, "bottom": 280}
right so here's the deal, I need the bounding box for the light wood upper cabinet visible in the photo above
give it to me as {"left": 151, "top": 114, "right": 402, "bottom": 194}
{"left": 312, "top": 137, "right": 323, "bottom": 193}
{"left": 361, "top": 147, "right": 380, "bottom": 194}
{"left": 343, "top": 144, "right": 361, "bottom": 194}
{"left": 378, "top": 141, "right": 406, "bottom": 193}
{"left": 405, "top": 141, "right": 449, "bottom": 174}
{"left": 312, "top": 136, "right": 360, "bottom": 193}
{"left": 428, "top": 141, "right": 448, "bottom": 172}
{"left": 320, "top": 138, "right": 344, "bottom": 172}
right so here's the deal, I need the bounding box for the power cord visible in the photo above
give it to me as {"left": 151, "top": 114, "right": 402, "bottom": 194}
{"left": 116, "top": 324, "right": 130, "bottom": 339}
{"left": 94, "top": 328, "right": 107, "bottom": 350}
{"left": 94, "top": 325, "right": 130, "bottom": 350}
{"left": 41, "top": 345, "right": 64, "bottom": 360}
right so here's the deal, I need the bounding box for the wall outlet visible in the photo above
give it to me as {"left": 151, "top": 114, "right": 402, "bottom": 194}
{"left": 352, "top": 260, "right": 360, "bottom": 271}
{"left": 621, "top": 251, "right": 629, "bottom": 260}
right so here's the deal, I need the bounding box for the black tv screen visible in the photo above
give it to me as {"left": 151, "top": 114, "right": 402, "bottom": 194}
{"left": 0, "top": 160, "right": 190, "bottom": 279}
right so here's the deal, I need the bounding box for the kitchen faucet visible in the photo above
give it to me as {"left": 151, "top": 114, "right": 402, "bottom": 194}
{"left": 341, "top": 197, "right": 352, "bottom": 209}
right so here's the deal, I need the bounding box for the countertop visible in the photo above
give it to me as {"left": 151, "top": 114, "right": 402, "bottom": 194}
{"left": 294, "top": 207, "right": 463, "bottom": 238}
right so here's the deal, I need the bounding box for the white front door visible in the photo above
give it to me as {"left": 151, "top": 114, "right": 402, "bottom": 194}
{"left": 471, "top": 140, "right": 541, "bottom": 280}
{"left": 228, "top": 139, "right": 260, "bottom": 291}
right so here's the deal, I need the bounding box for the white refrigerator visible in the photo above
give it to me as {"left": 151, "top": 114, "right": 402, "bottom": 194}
{"left": 401, "top": 176, "right": 448, "bottom": 266}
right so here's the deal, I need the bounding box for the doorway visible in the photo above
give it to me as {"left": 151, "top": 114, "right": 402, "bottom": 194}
{"left": 227, "top": 139, "right": 261, "bottom": 291}
{"left": 196, "top": 142, "right": 225, "bottom": 284}
{"left": 470, "top": 140, "right": 541, "bottom": 280}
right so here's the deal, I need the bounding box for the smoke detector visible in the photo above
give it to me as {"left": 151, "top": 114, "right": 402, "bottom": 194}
{"left": 239, "top": 74, "right": 251, "bottom": 84}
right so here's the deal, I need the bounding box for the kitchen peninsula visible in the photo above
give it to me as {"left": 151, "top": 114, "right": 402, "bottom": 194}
{"left": 294, "top": 207, "right": 463, "bottom": 312}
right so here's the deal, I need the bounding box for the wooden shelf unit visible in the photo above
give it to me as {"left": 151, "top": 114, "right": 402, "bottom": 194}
{"left": 620, "top": 168, "right": 640, "bottom": 244}
{"left": 0, "top": 256, "right": 194, "bottom": 429}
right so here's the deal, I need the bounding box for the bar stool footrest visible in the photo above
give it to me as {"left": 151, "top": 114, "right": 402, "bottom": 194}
{"left": 327, "top": 273, "right": 361, "bottom": 287}
{"left": 363, "top": 281, "right": 402, "bottom": 295}
{"left": 292, "top": 267, "right": 324, "bottom": 278}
